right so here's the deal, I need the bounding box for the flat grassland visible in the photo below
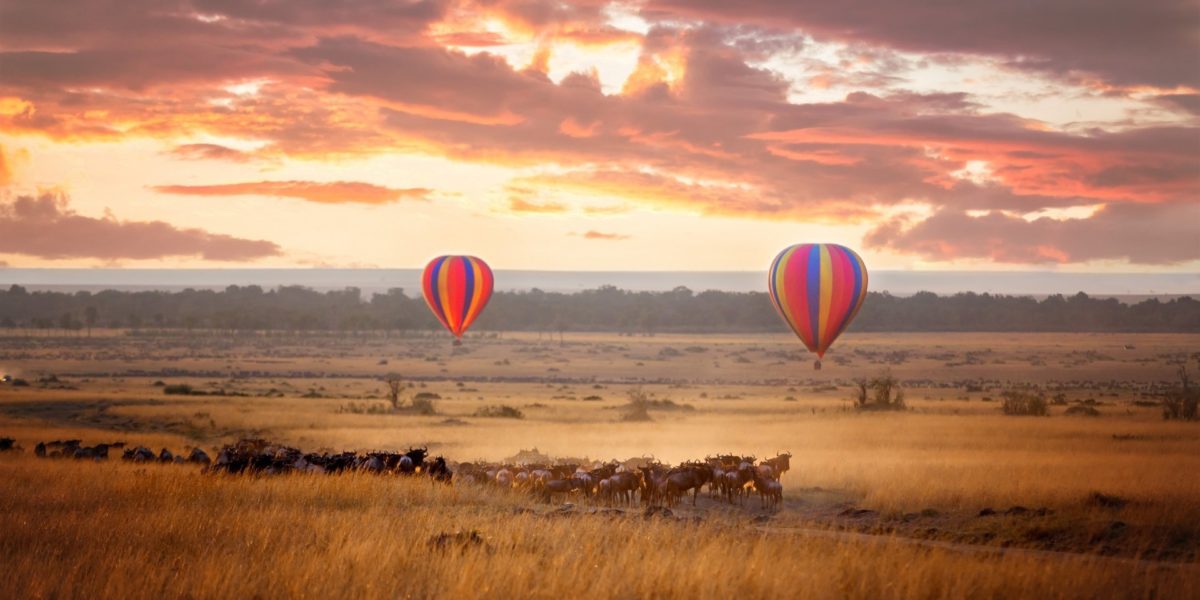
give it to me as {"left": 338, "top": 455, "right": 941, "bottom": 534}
{"left": 1, "top": 331, "right": 1197, "bottom": 599}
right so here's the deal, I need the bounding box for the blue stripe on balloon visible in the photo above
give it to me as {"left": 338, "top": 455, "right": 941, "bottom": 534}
{"left": 846, "top": 248, "right": 863, "bottom": 320}
{"left": 768, "top": 247, "right": 784, "bottom": 313}
{"left": 806, "top": 245, "right": 821, "bottom": 351}
{"left": 462, "top": 257, "right": 475, "bottom": 325}
{"left": 428, "top": 257, "right": 446, "bottom": 323}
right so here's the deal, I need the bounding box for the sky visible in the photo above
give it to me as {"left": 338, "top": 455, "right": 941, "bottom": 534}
{"left": 0, "top": 0, "right": 1197, "bottom": 272}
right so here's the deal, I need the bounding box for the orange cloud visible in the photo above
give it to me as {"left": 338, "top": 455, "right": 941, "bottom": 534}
{"left": 509, "top": 197, "right": 568, "bottom": 213}
{"left": 167, "top": 143, "right": 254, "bottom": 163}
{"left": 580, "top": 230, "right": 630, "bottom": 240}
{"left": 153, "top": 181, "right": 431, "bottom": 205}
{"left": 559, "top": 117, "right": 599, "bottom": 138}
{"left": 0, "top": 192, "right": 280, "bottom": 261}
{"left": 0, "top": 145, "right": 11, "bottom": 185}
{"left": 516, "top": 170, "right": 876, "bottom": 222}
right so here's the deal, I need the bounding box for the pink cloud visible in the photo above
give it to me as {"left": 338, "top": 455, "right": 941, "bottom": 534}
{"left": 154, "top": 181, "right": 432, "bottom": 205}
{"left": 865, "top": 202, "right": 1200, "bottom": 264}
{"left": 0, "top": 192, "right": 281, "bottom": 261}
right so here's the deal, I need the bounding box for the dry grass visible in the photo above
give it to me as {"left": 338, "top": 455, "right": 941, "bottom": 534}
{"left": 0, "top": 457, "right": 1194, "bottom": 600}
{"left": 2, "top": 331, "right": 1199, "bottom": 597}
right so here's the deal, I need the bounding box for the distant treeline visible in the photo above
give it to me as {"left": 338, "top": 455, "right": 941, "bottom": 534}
{"left": 0, "top": 284, "right": 1197, "bottom": 334}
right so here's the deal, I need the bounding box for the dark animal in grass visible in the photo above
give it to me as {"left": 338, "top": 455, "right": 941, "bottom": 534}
{"left": 187, "top": 448, "right": 212, "bottom": 465}
{"left": 73, "top": 444, "right": 109, "bottom": 461}
{"left": 427, "top": 456, "right": 453, "bottom": 483}
{"left": 123, "top": 446, "right": 155, "bottom": 462}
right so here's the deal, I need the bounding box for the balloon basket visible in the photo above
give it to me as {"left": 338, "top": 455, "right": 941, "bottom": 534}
{"left": 813, "top": 359, "right": 822, "bottom": 371}
{"left": 452, "top": 339, "right": 463, "bottom": 347}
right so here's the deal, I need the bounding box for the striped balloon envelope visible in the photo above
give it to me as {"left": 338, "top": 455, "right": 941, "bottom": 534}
{"left": 767, "top": 244, "right": 868, "bottom": 365}
{"left": 421, "top": 256, "right": 494, "bottom": 341}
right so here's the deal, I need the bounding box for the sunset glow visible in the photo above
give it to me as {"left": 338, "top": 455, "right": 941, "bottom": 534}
{"left": 0, "top": 0, "right": 1196, "bottom": 270}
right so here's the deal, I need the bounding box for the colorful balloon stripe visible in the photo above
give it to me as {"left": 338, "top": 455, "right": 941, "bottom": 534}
{"left": 422, "top": 255, "right": 494, "bottom": 339}
{"left": 768, "top": 244, "right": 868, "bottom": 358}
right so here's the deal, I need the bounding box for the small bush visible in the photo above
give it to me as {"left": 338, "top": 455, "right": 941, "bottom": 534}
{"left": 620, "top": 388, "right": 653, "bottom": 422}
{"left": 1065, "top": 405, "right": 1100, "bottom": 417}
{"left": 336, "top": 402, "right": 391, "bottom": 415}
{"left": 1162, "top": 364, "right": 1198, "bottom": 421}
{"left": 163, "top": 384, "right": 196, "bottom": 395}
{"left": 474, "top": 405, "right": 524, "bottom": 419}
{"left": 409, "top": 396, "right": 438, "bottom": 416}
{"left": 851, "top": 372, "right": 905, "bottom": 411}
{"left": 1001, "top": 389, "right": 1048, "bottom": 416}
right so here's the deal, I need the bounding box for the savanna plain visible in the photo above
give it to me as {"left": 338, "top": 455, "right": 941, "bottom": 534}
{"left": 1, "top": 330, "right": 1197, "bottom": 599}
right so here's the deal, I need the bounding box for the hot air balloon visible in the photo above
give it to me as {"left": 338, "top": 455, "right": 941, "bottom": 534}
{"left": 767, "top": 244, "right": 868, "bottom": 370}
{"left": 421, "top": 255, "right": 493, "bottom": 344}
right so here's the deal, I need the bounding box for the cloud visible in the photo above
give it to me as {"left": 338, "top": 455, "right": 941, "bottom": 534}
{"left": 580, "top": 230, "right": 630, "bottom": 240}
{"left": 0, "top": 145, "right": 10, "bottom": 185}
{"left": 639, "top": 0, "right": 1200, "bottom": 88}
{"left": 863, "top": 201, "right": 1200, "bottom": 265}
{"left": 0, "top": 192, "right": 280, "bottom": 261}
{"left": 508, "top": 197, "right": 568, "bottom": 213}
{"left": 167, "top": 143, "right": 254, "bottom": 163}
{"left": 0, "top": 0, "right": 1195, "bottom": 270}
{"left": 153, "top": 181, "right": 432, "bottom": 205}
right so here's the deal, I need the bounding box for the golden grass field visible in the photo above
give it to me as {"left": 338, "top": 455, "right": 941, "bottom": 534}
{"left": 1, "top": 330, "right": 1198, "bottom": 598}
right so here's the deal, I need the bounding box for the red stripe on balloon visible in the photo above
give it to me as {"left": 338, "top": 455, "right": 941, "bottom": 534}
{"left": 786, "top": 245, "right": 816, "bottom": 352}
{"left": 445, "top": 257, "right": 465, "bottom": 335}
{"left": 824, "top": 246, "right": 853, "bottom": 354}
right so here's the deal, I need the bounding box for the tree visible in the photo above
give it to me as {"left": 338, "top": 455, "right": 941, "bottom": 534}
{"left": 384, "top": 375, "right": 407, "bottom": 411}
{"left": 84, "top": 306, "right": 98, "bottom": 338}
{"left": 852, "top": 372, "right": 906, "bottom": 411}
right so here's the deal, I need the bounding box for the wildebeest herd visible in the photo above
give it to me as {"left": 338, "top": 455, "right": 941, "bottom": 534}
{"left": 27, "top": 438, "right": 214, "bottom": 464}
{"left": 457, "top": 452, "right": 791, "bottom": 509}
{"left": 5, "top": 435, "right": 789, "bottom": 510}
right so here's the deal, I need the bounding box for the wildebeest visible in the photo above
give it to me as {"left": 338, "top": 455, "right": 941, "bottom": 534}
{"left": 661, "top": 464, "right": 713, "bottom": 507}
{"left": 427, "top": 456, "right": 452, "bottom": 483}
{"left": 608, "top": 471, "right": 641, "bottom": 506}
{"left": 41, "top": 439, "right": 81, "bottom": 458}
{"left": 496, "top": 468, "right": 514, "bottom": 488}
{"left": 753, "top": 474, "right": 783, "bottom": 509}
{"left": 123, "top": 446, "right": 155, "bottom": 462}
{"left": 761, "top": 452, "right": 792, "bottom": 481}
{"left": 541, "top": 477, "right": 579, "bottom": 504}
{"left": 73, "top": 443, "right": 110, "bottom": 460}
{"left": 187, "top": 448, "right": 212, "bottom": 465}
